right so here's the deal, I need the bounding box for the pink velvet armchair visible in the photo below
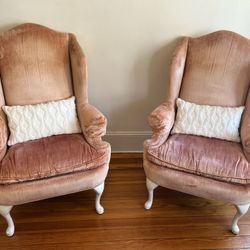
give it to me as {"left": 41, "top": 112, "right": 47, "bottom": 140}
{"left": 144, "top": 31, "right": 250, "bottom": 234}
{"left": 0, "top": 23, "right": 111, "bottom": 236}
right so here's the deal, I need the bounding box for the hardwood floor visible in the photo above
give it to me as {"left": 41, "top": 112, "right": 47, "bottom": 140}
{"left": 0, "top": 153, "right": 250, "bottom": 250}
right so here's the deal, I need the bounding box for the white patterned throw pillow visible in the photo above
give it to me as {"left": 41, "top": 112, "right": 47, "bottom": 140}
{"left": 171, "top": 98, "right": 244, "bottom": 142}
{"left": 3, "top": 96, "right": 81, "bottom": 146}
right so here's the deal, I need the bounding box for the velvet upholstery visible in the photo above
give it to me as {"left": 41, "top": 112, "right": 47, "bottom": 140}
{"left": 144, "top": 31, "right": 250, "bottom": 206}
{"left": 144, "top": 156, "right": 250, "bottom": 205}
{"left": 0, "top": 24, "right": 73, "bottom": 106}
{"left": 0, "top": 134, "right": 109, "bottom": 184}
{"left": 0, "top": 24, "right": 110, "bottom": 206}
{"left": 147, "top": 134, "right": 250, "bottom": 184}
{"left": 180, "top": 31, "right": 250, "bottom": 107}
{"left": 0, "top": 78, "right": 8, "bottom": 161}
{"left": 241, "top": 89, "right": 250, "bottom": 162}
{"left": 78, "top": 104, "right": 108, "bottom": 149}
{"left": 0, "top": 163, "right": 109, "bottom": 206}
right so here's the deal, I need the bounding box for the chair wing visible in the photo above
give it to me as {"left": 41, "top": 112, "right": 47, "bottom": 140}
{"left": 146, "top": 37, "right": 188, "bottom": 148}
{"left": 69, "top": 33, "right": 108, "bottom": 149}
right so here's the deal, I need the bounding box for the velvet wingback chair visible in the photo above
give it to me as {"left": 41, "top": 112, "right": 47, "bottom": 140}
{"left": 0, "top": 23, "right": 111, "bottom": 236}
{"left": 144, "top": 31, "right": 250, "bottom": 234}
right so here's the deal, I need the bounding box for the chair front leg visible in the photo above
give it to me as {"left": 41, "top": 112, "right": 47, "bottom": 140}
{"left": 232, "top": 203, "right": 250, "bottom": 235}
{"left": 145, "top": 178, "right": 158, "bottom": 210}
{"left": 93, "top": 182, "right": 105, "bottom": 215}
{"left": 0, "top": 205, "right": 15, "bottom": 236}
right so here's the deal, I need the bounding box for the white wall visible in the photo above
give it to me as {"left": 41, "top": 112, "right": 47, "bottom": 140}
{"left": 0, "top": 0, "right": 250, "bottom": 151}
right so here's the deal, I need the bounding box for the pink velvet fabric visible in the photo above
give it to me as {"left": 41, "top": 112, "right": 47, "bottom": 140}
{"left": 145, "top": 102, "right": 175, "bottom": 148}
{"left": 146, "top": 38, "right": 188, "bottom": 149}
{"left": 0, "top": 134, "right": 110, "bottom": 184}
{"left": 0, "top": 163, "right": 109, "bottom": 206}
{"left": 147, "top": 134, "right": 250, "bottom": 184}
{"left": 77, "top": 104, "right": 108, "bottom": 150}
{"left": 0, "top": 23, "right": 73, "bottom": 106}
{"left": 144, "top": 156, "right": 250, "bottom": 205}
{"left": 180, "top": 31, "right": 250, "bottom": 107}
{"left": 241, "top": 89, "right": 250, "bottom": 162}
{"left": 0, "top": 78, "right": 8, "bottom": 161}
{"left": 148, "top": 102, "right": 175, "bottom": 134}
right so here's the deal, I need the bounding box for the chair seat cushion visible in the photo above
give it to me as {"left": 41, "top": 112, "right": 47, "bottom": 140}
{"left": 0, "top": 134, "right": 109, "bottom": 184}
{"left": 146, "top": 134, "right": 250, "bottom": 184}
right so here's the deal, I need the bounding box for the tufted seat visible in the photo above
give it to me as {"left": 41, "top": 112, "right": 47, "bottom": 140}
{"left": 0, "top": 134, "right": 109, "bottom": 184}
{"left": 147, "top": 134, "right": 250, "bottom": 185}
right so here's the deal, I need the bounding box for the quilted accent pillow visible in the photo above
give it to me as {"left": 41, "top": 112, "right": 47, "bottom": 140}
{"left": 171, "top": 98, "right": 244, "bottom": 142}
{"left": 2, "top": 96, "right": 81, "bottom": 146}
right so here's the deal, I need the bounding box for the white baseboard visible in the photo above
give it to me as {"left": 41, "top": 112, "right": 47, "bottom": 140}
{"left": 104, "top": 131, "right": 152, "bottom": 152}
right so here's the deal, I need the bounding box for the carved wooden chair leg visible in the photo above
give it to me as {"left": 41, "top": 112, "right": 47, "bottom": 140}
{"left": 0, "top": 205, "right": 15, "bottom": 237}
{"left": 93, "top": 182, "right": 105, "bottom": 215}
{"left": 145, "top": 178, "right": 158, "bottom": 210}
{"left": 232, "top": 203, "right": 250, "bottom": 235}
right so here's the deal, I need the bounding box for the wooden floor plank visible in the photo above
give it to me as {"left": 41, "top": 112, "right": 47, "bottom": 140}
{"left": 0, "top": 153, "right": 250, "bottom": 249}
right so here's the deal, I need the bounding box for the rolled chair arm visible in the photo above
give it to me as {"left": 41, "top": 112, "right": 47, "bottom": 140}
{"left": 77, "top": 104, "right": 109, "bottom": 150}
{"left": 0, "top": 78, "right": 8, "bottom": 160}
{"left": 0, "top": 114, "right": 8, "bottom": 160}
{"left": 241, "top": 132, "right": 250, "bottom": 162}
{"left": 241, "top": 90, "right": 250, "bottom": 162}
{"left": 241, "top": 111, "right": 250, "bottom": 162}
{"left": 242, "top": 139, "right": 250, "bottom": 162}
{"left": 145, "top": 101, "right": 175, "bottom": 148}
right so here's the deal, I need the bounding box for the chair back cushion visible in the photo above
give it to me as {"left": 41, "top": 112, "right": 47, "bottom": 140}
{"left": 179, "top": 31, "right": 250, "bottom": 107}
{"left": 0, "top": 23, "right": 73, "bottom": 106}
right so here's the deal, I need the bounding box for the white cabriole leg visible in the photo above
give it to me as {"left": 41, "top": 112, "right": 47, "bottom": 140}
{"left": 232, "top": 203, "right": 250, "bottom": 235}
{"left": 93, "top": 182, "right": 105, "bottom": 215}
{"left": 0, "top": 205, "right": 15, "bottom": 237}
{"left": 145, "top": 178, "right": 158, "bottom": 210}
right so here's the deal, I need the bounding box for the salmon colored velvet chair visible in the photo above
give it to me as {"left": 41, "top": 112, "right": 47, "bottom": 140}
{"left": 144, "top": 31, "right": 250, "bottom": 235}
{"left": 0, "top": 23, "right": 111, "bottom": 236}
